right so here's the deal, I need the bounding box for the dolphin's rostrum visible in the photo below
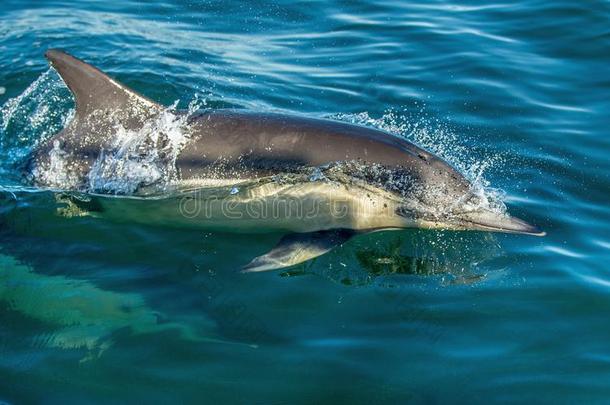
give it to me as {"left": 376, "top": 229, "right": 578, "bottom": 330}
{"left": 26, "top": 49, "right": 544, "bottom": 271}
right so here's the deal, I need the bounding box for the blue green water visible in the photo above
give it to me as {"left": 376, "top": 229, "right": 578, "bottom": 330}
{"left": 1, "top": 0, "right": 610, "bottom": 403}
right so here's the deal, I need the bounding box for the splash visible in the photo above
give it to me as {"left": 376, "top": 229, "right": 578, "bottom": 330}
{"left": 1, "top": 69, "right": 205, "bottom": 194}
{"left": 0, "top": 69, "right": 73, "bottom": 170}
{"left": 88, "top": 103, "right": 196, "bottom": 195}
{"left": 30, "top": 139, "right": 81, "bottom": 189}
{"left": 329, "top": 108, "right": 507, "bottom": 216}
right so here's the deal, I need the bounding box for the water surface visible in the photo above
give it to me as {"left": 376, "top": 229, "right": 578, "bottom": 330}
{"left": 1, "top": 0, "right": 610, "bottom": 403}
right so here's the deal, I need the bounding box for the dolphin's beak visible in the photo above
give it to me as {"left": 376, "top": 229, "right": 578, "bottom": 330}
{"left": 458, "top": 210, "right": 545, "bottom": 236}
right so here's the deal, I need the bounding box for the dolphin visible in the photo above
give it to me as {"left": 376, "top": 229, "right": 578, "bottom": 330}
{"left": 25, "top": 49, "right": 543, "bottom": 272}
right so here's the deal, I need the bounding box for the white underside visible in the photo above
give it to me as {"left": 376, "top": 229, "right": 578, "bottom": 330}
{"left": 87, "top": 178, "right": 416, "bottom": 233}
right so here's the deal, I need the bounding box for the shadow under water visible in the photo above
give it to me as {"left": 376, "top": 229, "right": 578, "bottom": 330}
{"left": 280, "top": 229, "right": 501, "bottom": 287}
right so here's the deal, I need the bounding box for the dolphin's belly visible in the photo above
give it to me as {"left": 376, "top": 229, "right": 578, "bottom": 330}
{"left": 88, "top": 180, "right": 412, "bottom": 233}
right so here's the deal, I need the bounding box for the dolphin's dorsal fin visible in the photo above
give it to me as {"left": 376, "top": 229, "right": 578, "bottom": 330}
{"left": 42, "top": 49, "right": 164, "bottom": 156}
{"left": 45, "top": 49, "right": 162, "bottom": 118}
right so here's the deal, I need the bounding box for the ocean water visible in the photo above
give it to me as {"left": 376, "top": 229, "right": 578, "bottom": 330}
{"left": 1, "top": 0, "right": 610, "bottom": 403}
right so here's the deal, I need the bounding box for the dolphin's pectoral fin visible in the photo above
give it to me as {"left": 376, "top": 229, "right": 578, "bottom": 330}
{"left": 242, "top": 229, "right": 358, "bottom": 273}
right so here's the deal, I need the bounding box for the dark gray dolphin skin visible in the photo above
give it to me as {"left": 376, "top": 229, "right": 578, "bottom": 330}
{"left": 26, "top": 49, "right": 543, "bottom": 272}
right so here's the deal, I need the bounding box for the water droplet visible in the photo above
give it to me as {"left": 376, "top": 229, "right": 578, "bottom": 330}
{"left": 309, "top": 167, "right": 326, "bottom": 182}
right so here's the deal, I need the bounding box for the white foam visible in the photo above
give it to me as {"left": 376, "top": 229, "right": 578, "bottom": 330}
{"left": 30, "top": 140, "right": 80, "bottom": 189}
{"left": 88, "top": 102, "right": 198, "bottom": 195}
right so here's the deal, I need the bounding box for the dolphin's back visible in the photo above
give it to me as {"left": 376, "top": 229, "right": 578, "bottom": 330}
{"left": 35, "top": 49, "right": 471, "bottom": 199}
{"left": 179, "top": 110, "right": 468, "bottom": 192}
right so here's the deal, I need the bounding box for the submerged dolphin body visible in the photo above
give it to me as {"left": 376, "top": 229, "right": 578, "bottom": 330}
{"left": 26, "top": 50, "right": 543, "bottom": 271}
{"left": 0, "top": 253, "right": 223, "bottom": 361}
